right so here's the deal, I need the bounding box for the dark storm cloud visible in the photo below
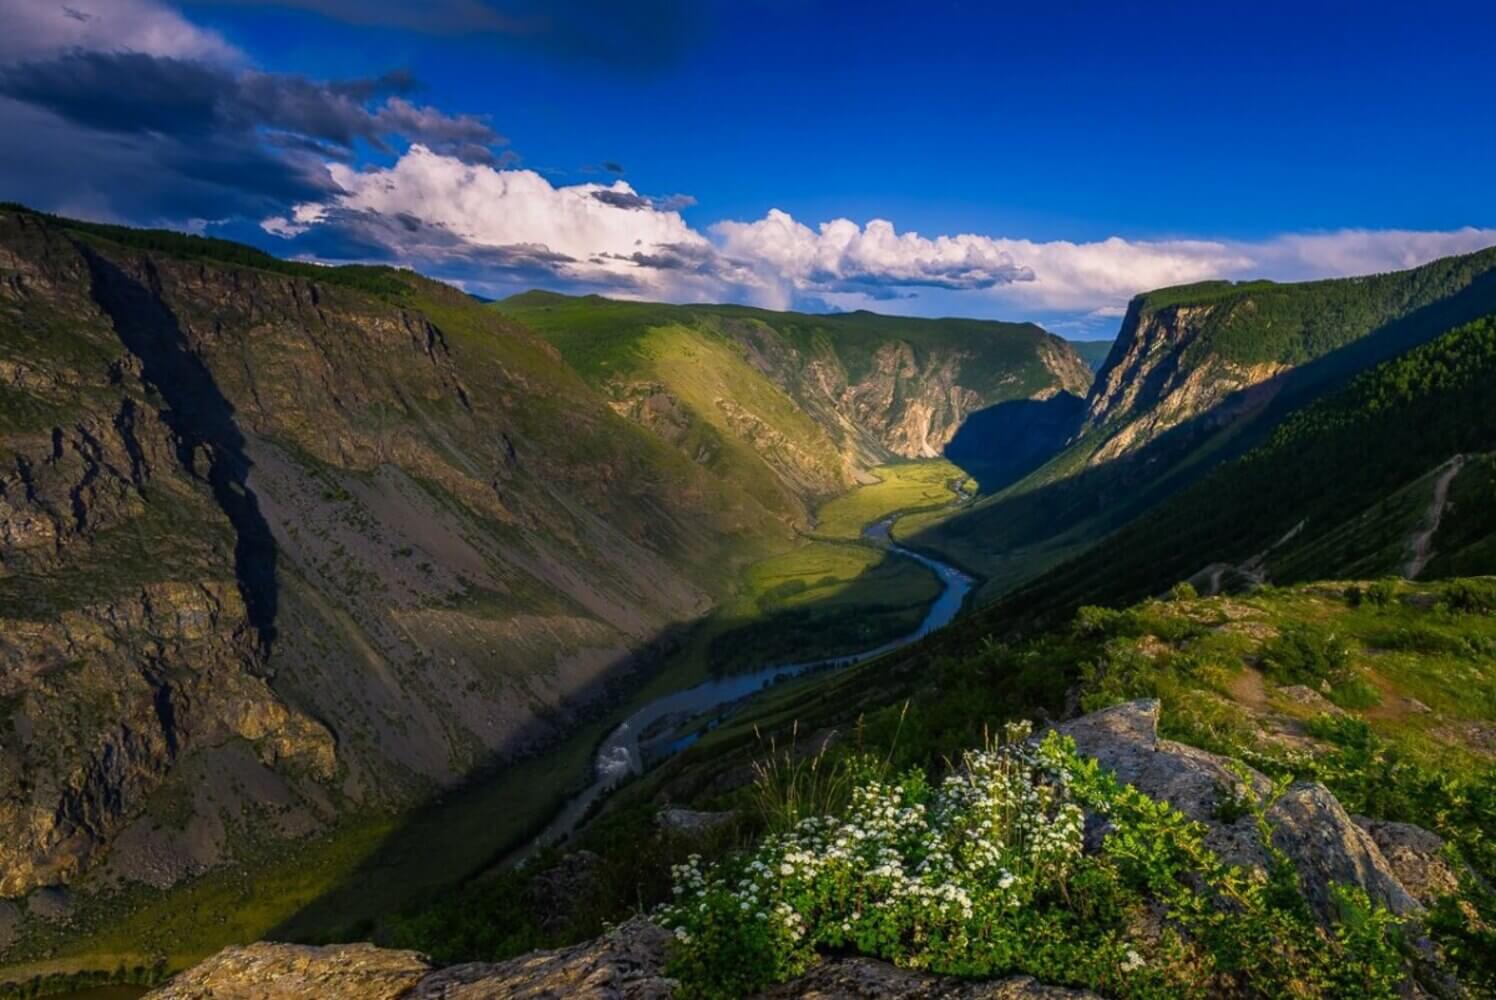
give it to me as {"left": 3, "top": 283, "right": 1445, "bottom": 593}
{"left": 652, "top": 193, "right": 696, "bottom": 212}
{"left": 272, "top": 206, "right": 580, "bottom": 284}
{"left": 804, "top": 260, "right": 1036, "bottom": 293}
{"left": 0, "top": 93, "right": 334, "bottom": 222}
{"left": 185, "top": 0, "right": 706, "bottom": 72}
{"left": 0, "top": 50, "right": 502, "bottom": 224}
{"left": 610, "top": 242, "right": 718, "bottom": 273}
{"left": 0, "top": 51, "right": 500, "bottom": 158}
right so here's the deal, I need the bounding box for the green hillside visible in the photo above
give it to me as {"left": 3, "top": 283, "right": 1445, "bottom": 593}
{"left": 496, "top": 292, "right": 1091, "bottom": 500}
{"left": 900, "top": 248, "right": 1496, "bottom": 600}
{"left": 988, "top": 313, "right": 1496, "bottom": 623}
{"left": 1066, "top": 338, "right": 1114, "bottom": 371}
{"left": 383, "top": 576, "right": 1496, "bottom": 996}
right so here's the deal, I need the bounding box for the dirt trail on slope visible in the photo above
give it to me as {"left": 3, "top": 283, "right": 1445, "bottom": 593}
{"left": 1403, "top": 455, "right": 1466, "bottom": 579}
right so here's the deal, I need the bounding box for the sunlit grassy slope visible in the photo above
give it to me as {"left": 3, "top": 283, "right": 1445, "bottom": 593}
{"left": 812, "top": 460, "right": 972, "bottom": 541}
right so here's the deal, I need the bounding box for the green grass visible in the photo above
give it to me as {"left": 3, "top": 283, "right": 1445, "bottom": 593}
{"left": 811, "top": 461, "right": 970, "bottom": 541}
{"left": 497, "top": 290, "right": 1064, "bottom": 396}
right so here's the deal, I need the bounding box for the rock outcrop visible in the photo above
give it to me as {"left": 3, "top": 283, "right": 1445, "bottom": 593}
{"left": 1081, "top": 299, "right": 1286, "bottom": 464}
{"left": 147, "top": 699, "right": 1467, "bottom": 999}
{"left": 147, "top": 917, "right": 1103, "bottom": 1000}
{"left": 1055, "top": 700, "right": 1430, "bottom": 922}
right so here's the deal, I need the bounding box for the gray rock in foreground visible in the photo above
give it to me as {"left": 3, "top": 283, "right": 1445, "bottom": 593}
{"left": 147, "top": 916, "right": 1101, "bottom": 999}
{"left": 150, "top": 700, "right": 1457, "bottom": 999}
{"left": 1055, "top": 699, "right": 1424, "bottom": 922}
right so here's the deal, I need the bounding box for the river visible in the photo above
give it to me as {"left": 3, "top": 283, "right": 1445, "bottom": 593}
{"left": 514, "top": 514, "right": 974, "bottom": 861}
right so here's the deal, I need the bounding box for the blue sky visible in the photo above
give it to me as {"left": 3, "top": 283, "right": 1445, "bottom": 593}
{"left": 4, "top": 0, "right": 1494, "bottom": 336}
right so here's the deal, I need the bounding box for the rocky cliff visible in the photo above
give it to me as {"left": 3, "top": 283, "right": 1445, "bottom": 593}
{"left": 1079, "top": 249, "right": 1496, "bottom": 467}
{"left": 0, "top": 208, "right": 808, "bottom": 913}
{"left": 1080, "top": 298, "right": 1287, "bottom": 464}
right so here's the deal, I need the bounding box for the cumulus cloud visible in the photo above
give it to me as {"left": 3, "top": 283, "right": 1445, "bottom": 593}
{"left": 262, "top": 146, "right": 1496, "bottom": 316}
{"left": 713, "top": 211, "right": 1036, "bottom": 296}
{"left": 261, "top": 145, "right": 740, "bottom": 298}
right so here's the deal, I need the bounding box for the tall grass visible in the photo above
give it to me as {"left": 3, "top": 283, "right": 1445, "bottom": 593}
{"left": 748, "top": 704, "right": 909, "bottom": 832}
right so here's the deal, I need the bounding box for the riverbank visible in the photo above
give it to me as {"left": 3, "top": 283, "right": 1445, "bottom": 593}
{"left": 512, "top": 507, "right": 974, "bottom": 862}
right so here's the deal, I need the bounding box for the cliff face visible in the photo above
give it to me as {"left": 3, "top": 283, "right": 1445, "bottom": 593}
{"left": 1080, "top": 299, "right": 1287, "bottom": 464}
{"left": 1078, "top": 249, "right": 1496, "bottom": 467}
{"left": 807, "top": 334, "right": 1090, "bottom": 461}
{"left": 0, "top": 210, "right": 795, "bottom": 904}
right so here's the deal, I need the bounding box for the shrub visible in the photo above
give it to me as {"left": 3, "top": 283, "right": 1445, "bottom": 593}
{"left": 1258, "top": 624, "right": 1352, "bottom": 687}
{"left": 1073, "top": 604, "right": 1128, "bottom": 638}
{"left": 1438, "top": 579, "right": 1496, "bottom": 615}
{"left": 1170, "top": 581, "right": 1199, "bottom": 602}
{"left": 658, "top": 726, "right": 1406, "bottom": 998}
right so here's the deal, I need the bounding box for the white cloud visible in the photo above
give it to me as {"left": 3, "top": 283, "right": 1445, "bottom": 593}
{"left": 712, "top": 211, "right": 1034, "bottom": 295}
{"left": 327, "top": 146, "right": 702, "bottom": 263}
{"left": 0, "top": 0, "right": 241, "bottom": 63}
{"left": 265, "top": 144, "right": 747, "bottom": 298}
{"left": 264, "top": 146, "right": 1496, "bottom": 320}
{"left": 1243, "top": 228, "right": 1496, "bottom": 281}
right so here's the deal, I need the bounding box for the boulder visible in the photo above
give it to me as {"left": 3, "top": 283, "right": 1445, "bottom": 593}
{"left": 1266, "top": 782, "right": 1420, "bottom": 919}
{"left": 147, "top": 941, "right": 431, "bottom": 999}
{"left": 147, "top": 920, "right": 675, "bottom": 1000}
{"left": 408, "top": 917, "right": 675, "bottom": 999}
{"left": 655, "top": 808, "right": 734, "bottom": 836}
{"left": 1355, "top": 818, "right": 1466, "bottom": 906}
{"left": 1055, "top": 700, "right": 1422, "bottom": 922}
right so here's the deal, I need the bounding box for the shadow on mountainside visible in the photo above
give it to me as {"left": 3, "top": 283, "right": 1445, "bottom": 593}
{"left": 188, "top": 267, "right": 1496, "bottom": 957}
{"left": 80, "top": 244, "right": 280, "bottom": 653}
{"left": 260, "top": 537, "right": 948, "bottom": 945}
{"left": 944, "top": 392, "right": 1087, "bottom": 494}
{"left": 922, "top": 268, "right": 1496, "bottom": 587}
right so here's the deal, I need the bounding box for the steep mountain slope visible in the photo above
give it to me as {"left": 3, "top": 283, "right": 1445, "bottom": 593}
{"left": 495, "top": 292, "right": 1091, "bottom": 498}
{"left": 902, "top": 247, "right": 1496, "bottom": 596}
{"left": 0, "top": 207, "right": 817, "bottom": 909}
{"left": 0, "top": 208, "right": 1090, "bottom": 969}
{"left": 991, "top": 312, "right": 1496, "bottom": 621}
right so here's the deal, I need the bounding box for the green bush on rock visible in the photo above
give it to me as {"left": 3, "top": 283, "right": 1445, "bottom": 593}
{"left": 656, "top": 724, "right": 1407, "bottom": 999}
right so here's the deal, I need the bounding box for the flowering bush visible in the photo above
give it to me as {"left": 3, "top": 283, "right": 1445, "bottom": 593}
{"left": 657, "top": 723, "right": 1407, "bottom": 999}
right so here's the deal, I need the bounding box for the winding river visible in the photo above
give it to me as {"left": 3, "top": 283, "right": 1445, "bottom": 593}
{"left": 516, "top": 514, "right": 974, "bottom": 861}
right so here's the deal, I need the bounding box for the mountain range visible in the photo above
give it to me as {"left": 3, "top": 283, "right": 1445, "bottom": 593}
{"left": 1, "top": 203, "right": 1493, "bottom": 996}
